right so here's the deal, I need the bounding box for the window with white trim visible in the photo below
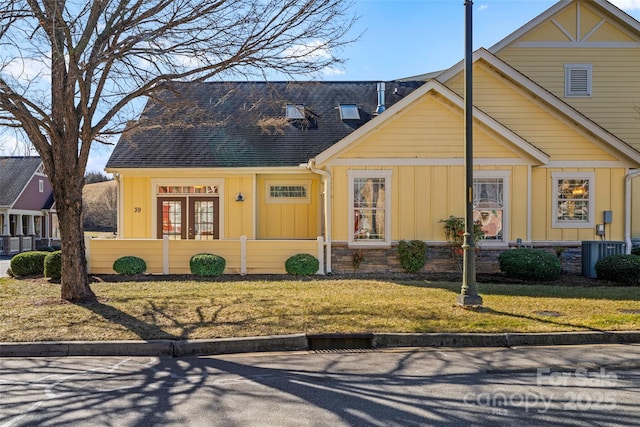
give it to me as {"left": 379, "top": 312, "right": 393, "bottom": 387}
{"left": 564, "top": 64, "right": 592, "bottom": 97}
{"left": 473, "top": 172, "right": 508, "bottom": 243}
{"left": 348, "top": 170, "right": 391, "bottom": 245}
{"left": 266, "top": 180, "right": 310, "bottom": 204}
{"left": 552, "top": 172, "right": 594, "bottom": 228}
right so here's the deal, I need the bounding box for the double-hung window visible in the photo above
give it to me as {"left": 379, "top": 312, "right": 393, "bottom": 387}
{"left": 552, "top": 172, "right": 594, "bottom": 228}
{"left": 348, "top": 170, "right": 391, "bottom": 245}
{"left": 473, "top": 172, "right": 508, "bottom": 243}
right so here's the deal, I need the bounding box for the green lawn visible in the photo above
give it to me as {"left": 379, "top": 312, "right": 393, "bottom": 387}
{"left": 1, "top": 276, "right": 639, "bottom": 342}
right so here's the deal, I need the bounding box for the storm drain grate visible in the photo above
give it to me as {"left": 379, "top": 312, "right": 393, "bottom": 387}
{"left": 307, "top": 333, "right": 374, "bottom": 351}
{"left": 311, "top": 348, "right": 376, "bottom": 354}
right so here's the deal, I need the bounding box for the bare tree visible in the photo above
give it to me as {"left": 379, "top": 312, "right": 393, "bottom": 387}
{"left": 0, "top": 0, "right": 355, "bottom": 301}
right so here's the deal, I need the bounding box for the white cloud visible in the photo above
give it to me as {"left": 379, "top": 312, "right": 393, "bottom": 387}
{"left": 3, "top": 56, "right": 50, "bottom": 82}
{"left": 609, "top": 0, "right": 640, "bottom": 11}
{"left": 322, "top": 66, "right": 346, "bottom": 76}
{"left": 478, "top": 4, "right": 489, "bottom": 11}
{"left": 283, "top": 39, "right": 333, "bottom": 62}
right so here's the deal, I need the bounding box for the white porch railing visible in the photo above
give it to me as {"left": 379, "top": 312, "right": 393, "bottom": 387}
{"left": 86, "top": 236, "right": 325, "bottom": 275}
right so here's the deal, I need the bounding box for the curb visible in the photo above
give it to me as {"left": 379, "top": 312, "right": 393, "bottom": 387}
{"left": 1, "top": 331, "right": 639, "bottom": 358}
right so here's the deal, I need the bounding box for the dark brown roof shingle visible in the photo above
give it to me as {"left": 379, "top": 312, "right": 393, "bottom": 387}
{"left": 106, "top": 81, "right": 423, "bottom": 169}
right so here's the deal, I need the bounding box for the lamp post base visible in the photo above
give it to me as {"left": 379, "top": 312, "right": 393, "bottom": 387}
{"left": 456, "top": 293, "right": 483, "bottom": 308}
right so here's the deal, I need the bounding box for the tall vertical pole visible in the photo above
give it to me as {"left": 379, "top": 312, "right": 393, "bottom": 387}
{"left": 458, "top": 0, "right": 483, "bottom": 308}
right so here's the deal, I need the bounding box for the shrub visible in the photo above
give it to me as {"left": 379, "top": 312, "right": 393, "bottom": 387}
{"left": 44, "top": 250, "right": 62, "bottom": 280}
{"left": 498, "top": 249, "right": 562, "bottom": 281}
{"left": 285, "top": 253, "right": 319, "bottom": 276}
{"left": 397, "top": 240, "right": 428, "bottom": 273}
{"left": 190, "top": 253, "right": 226, "bottom": 277}
{"left": 10, "top": 251, "right": 49, "bottom": 277}
{"left": 595, "top": 254, "right": 640, "bottom": 285}
{"left": 113, "top": 256, "right": 147, "bottom": 275}
{"left": 631, "top": 247, "right": 640, "bottom": 256}
{"left": 439, "top": 215, "right": 485, "bottom": 247}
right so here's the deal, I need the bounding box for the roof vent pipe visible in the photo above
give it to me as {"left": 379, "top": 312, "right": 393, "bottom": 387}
{"left": 375, "top": 82, "right": 386, "bottom": 115}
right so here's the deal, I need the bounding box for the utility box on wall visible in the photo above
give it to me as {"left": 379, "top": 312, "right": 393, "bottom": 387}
{"left": 581, "top": 241, "right": 626, "bottom": 279}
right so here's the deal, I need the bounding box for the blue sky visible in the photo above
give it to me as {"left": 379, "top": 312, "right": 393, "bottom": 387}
{"left": 2, "top": 1, "right": 640, "bottom": 172}
{"left": 84, "top": 0, "right": 639, "bottom": 173}
{"left": 335, "top": 0, "right": 640, "bottom": 81}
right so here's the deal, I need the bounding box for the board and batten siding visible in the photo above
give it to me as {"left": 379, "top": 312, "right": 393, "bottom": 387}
{"left": 256, "top": 174, "right": 321, "bottom": 239}
{"left": 530, "top": 167, "right": 627, "bottom": 242}
{"left": 329, "top": 164, "right": 529, "bottom": 244}
{"left": 121, "top": 176, "right": 152, "bottom": 238}
{"left": 119, "top": 171, "right": 319, "bottom": 240}
{"left": 120, "top": 173, "right": 255, "bottom": 239}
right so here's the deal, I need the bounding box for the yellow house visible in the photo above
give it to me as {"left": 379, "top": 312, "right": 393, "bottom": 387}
{"left": 96, "top": 0, "right": 640, "bottom": 275}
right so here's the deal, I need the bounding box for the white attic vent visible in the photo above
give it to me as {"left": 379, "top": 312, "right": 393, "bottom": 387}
{"left": 339, "top": 104, "right": 360, "bottom": 120}
{"left": 564, "top": 64, "right": 592, "bottom": 97}
{"left": 286, "top": 104, "right": 306, "bottom": 119}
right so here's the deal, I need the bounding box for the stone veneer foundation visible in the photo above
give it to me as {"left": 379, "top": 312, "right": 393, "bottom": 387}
{"left": 330, "top": 242, "right": 582, "bottom": 275}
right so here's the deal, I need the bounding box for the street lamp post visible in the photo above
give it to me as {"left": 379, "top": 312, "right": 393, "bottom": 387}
{"left": 457, "top": 0, "right": 483, "bottom": 308}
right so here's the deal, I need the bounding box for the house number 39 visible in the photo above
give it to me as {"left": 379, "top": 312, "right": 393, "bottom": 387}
{"left": 134, "top": 207, "right": 142, "bottom": 213}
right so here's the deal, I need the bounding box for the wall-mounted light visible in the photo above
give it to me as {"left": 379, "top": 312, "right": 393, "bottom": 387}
{"left": 236, "top": 193, "right": 244, "bottom": 202}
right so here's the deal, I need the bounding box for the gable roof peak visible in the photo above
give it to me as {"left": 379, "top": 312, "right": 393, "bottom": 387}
{"left": 489, "top": 0, "right": 640, "bottom": 54}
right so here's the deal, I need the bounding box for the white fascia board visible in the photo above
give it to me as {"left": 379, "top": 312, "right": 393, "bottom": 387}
{"left": 439, "top": 49, "right": 640, "bottom": 165}
{"left": 313, "top": 80, "right": 440, "bottom": 165}
{"left": 9, "top": 160, "right": 44, "bottom": 209}
{"left": 488, "top": 1, "right": 576, "bottom": 54}
{"left": 315, "top": 78, "right": 548, "bottom": 166}
{"left": 489, "top": 0, "right": 640, "bottom": 54}
{"left": 433, "top": 83, "right": 549, "bottom": 164}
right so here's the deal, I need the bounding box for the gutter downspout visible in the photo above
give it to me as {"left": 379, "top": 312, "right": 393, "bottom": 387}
{"left": 306, "top": 159, "right": 332, "bottom": 274}
{"left": 625, "top": 169, "right": 640, "bottom": 254}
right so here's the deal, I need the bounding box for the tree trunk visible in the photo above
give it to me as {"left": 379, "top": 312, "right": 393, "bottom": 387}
{"left": 52, "top": 173, "right": 96, "bottom": 302}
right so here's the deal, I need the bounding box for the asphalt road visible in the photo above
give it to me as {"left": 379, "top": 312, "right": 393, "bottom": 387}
{"left": 1, "top": 345, "right": 640, "bottom": 426}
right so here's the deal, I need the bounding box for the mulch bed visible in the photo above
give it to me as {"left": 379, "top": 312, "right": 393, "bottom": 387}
{"left": 86, "top": 271, "right": 602, "bottom": 286}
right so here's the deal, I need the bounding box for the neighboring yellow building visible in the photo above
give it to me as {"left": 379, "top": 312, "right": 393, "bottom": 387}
{"left": 98, "top": 0, "right": 640, "bottom": 275}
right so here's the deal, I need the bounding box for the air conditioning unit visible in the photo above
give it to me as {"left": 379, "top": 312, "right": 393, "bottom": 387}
{"left": 581, "top": 241, "right": 626, "bottom": 279}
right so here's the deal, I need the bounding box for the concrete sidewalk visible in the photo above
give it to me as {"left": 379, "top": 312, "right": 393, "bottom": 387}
{"left": 0, "top": 256, "right": 10, "bottom": 277}
{"left": 1, "top": 331, "right": 640, "bottom": 358}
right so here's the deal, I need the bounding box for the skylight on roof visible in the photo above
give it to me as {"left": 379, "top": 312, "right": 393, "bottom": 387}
{"left": 286, "top": 104, "right": 306, "bottom": 119}
{"left": 339, "top": 104, "right": 360, "bottom": 120}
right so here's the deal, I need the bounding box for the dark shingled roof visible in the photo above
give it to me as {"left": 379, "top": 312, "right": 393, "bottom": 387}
{"left": 0, "top": 157, "right": 43, "bottom": 207}
{"left": 107, "top": 81, "right": 423, "bottom": 169}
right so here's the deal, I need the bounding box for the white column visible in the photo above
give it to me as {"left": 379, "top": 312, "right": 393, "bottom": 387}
{"left": 1, "top": 212, "right": 9, "bottom": 236}
{"left": 85, "top": 234, "right": 92, "bottom": 273}
{"left": 240, "top": 235, "right": 247, "bottom": 276}
{"left": 163, "top": 235, "right": 169, "bottom": 275}
{"left": 316, "top": 236, "right": 325, "bottom": 275}
{"left": 28, "top": 215, "right": 35, "bottom": 235}
{"left": 16, "top": 215, "right": 23, "bottom": 236}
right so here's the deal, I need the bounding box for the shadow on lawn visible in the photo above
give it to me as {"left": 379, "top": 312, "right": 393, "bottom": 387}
{"left": 478, "top": 307, "right": 606, "bottom": 332}
{"left": 76, "top": 301, "right": 180, "bottom": 340}
{"left": 76, "top": 299, "right": 261, "bottom": 341}
{"left": 393, "top": 277, "right": 640, "bottom": 301}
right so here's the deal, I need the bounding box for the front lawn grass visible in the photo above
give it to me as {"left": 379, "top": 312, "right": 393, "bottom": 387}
{"left": 1, "top": 277, "right": 639, "bottom": 342}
